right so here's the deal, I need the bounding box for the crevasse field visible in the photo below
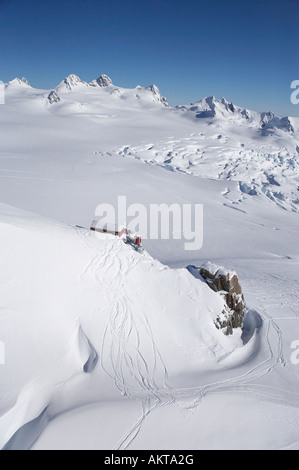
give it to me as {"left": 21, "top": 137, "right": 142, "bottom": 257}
{"left": 0, "top": 75, "right": 299, "bottom": 450}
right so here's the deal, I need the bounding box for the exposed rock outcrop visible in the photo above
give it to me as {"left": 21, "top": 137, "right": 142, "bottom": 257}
{"left": 199, "top": 262, "right": 246, "bottom": 335}
{"left": 47, "top": 91, "right": 61, "bottom": 104}
{"left": 94, "top": 74, "right": 113, "bottom": 87}
{"left": 20, "top": 77, "right": 30, "bottom": 86}
{"left": 187, "top": 262, "right": 246, "bottom": 335}
{"left": 146, "top": 84, "right": 169, "bottom": 107}
{"left": 7, "top": 77, "right": 31, "bottom": 87}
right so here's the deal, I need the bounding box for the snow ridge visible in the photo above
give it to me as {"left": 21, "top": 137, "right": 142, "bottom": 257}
{"left": 6, "top": 77, "right": 31, "bottom": 88}
{"left": 177, "top": 96, "right": 296, "bottom": 133}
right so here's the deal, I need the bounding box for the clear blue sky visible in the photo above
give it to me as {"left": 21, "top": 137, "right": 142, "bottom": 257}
{"left": 0, "top": 0, "right": 298, "bottom": 116}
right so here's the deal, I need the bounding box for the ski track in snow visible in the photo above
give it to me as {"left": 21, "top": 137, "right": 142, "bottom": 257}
{"left": 75, "top": 227, "right": 299, "bottom": 450}
{"left": 76, "top": 227, "right": 174, "bottom": 449}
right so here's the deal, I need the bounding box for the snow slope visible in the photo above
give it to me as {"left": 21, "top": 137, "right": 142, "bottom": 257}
{"left": 0, "top": 74, "right": 299, "bottom": 450}
{"left": 0, "top": 204, "right": 255, "bottom": 450}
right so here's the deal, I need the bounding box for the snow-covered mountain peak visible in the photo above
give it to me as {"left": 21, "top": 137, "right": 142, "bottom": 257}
{"left": 261, "top": 111, "right": 275, "bottom": 123}
{"left": 147, "top": 84, "right": 160, "bottom": 95}
{"left": 177, "top": 96, "right": 249, "bottom": 121}
{"left": 261, "top": 114, "right": 294, "bottom": 133}
{"left": 90, "top": 74, "right": 113, "bottom": 87}
{"left": 190, "top": 96, "right": 239, "bottom": 117}
{"left": 146, "top": 84, "right": 169, "bottom": 107}
{"left": 177, "top": 95, "right": 296, "bottom": 134}
{"left": 56, "top": 74, "right": 88, "bottom": 92}
{"left": 7, "top": 77, "right": 31, "bottom": 87}
{"left": 219, "top": 97, "right": 237, "bottom": 112}
{"left": 57, "top": 73, "right": 113, "bottom": 92}
{"left": 205, "top": 95, "right": 217, "bottom": 105}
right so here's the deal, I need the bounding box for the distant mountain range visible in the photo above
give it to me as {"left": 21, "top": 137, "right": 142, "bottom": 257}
{"left": 5, "top": 74, "right": 170, "bottom": 108}
{"left": 4, "top": 74, "right": 297, "bottom": 135}
{"left": 177, "top": 96, "right": 296, "bottom": 134}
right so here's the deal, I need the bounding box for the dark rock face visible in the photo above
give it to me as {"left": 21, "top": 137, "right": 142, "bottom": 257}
{"left": 260, "top": 113, "right": 294, "bottom": 134}
{"left": 47, "top": 91, "right": 61, "bottom": 104}
{"left": 199, "top": 263, "right": 246, "bottom": 335}
{"left": 62, "top": 74, "right": 84, "bottom": 90}
{"left": 96, "top": 74, "right": 113, "bottom": 87}
{"left": 241, "top": 109, "right": 250, "bottom": 120}
{"left": 20, "top": 77, "right": 30, "bottom": 86}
